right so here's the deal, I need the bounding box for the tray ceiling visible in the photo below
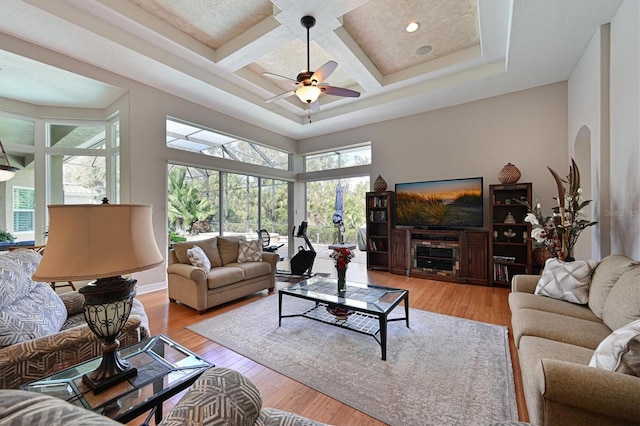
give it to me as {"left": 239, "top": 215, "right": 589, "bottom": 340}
{"left": 0, "top": 0, "right": 625, "bottom": 139}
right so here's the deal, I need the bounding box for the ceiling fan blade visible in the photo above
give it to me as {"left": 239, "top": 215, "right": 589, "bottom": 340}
{"left": 262, "top": 72, "right": 298, "bottom": 83}
{"left": 320, "top": 85, "right": 361, "bottom": 98}
{"left": 265, "top": 90, "right": 296, "bottom": 103}
{"left": 311, "top": 61, "right": 338, "bottom": 83}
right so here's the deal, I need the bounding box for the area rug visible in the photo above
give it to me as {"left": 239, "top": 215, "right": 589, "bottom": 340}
{"left": 187, "top": 296, "right": 518, "bottom": 425}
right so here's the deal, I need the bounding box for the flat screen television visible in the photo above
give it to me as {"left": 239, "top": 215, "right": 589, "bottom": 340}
{"left": 395, "top": 177, "right": 483, "bottom": 228}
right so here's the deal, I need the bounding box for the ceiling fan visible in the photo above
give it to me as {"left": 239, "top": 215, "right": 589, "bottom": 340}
{"left": 263, "top": 16, "right": 360, "bottom": 113}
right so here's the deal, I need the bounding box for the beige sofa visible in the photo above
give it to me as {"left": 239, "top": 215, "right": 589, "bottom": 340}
{"left": 509, "top": 254, "right": 640, "bottom": 425}
{"left": 167, "top": 236, "right": 278, "bottom": 313}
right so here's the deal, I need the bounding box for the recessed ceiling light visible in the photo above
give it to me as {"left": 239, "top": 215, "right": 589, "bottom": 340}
{"left": 416, "top": 45, "right": 432, "bottom": 55}
{"left": 406, "top": 21, "right": 420, "bottom": 33}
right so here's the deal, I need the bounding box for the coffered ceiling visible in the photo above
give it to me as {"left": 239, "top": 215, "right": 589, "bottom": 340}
{"left": 0, "top": 0, "right": 624, "bottom": 139}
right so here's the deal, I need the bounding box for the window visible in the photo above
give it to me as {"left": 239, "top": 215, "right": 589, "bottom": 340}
{"left": 46, "top": 121, "right": 117, "bottom": 205}
{"left": 49, "top": 124, "right": 105, "bottom": 149}
{"left": 168, "top": 164, "right": 289, "bottom": 242}
{"left": 305, "top": 144, "right": 371, "bottom": 172}
{"left": 13, "top": 187, "right": 35, "bottom": 233}
{"left": 306, "top": 177, "right": 368, "bottom": 249}
{"left": 49, "top": 155, "right": 106, "bottom": 204}
{"left": 166, "top": 119, "right": 289, "bottom": 170}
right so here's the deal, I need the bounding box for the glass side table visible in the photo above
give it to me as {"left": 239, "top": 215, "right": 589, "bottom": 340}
{"left": 22, "top": 334, "right": 213, "bottom": 425}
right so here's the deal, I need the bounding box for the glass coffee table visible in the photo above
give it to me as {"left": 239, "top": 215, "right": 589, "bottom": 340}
{"left": 21, "top": 334, "right": 213, "bottom": 425}
{"left": 279, "top": 276, "right": 409, "bottom": 360}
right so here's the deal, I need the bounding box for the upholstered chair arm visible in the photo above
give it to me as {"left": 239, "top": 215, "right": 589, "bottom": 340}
{"left": 535, "top": 359, "right": 640, "bottom": 424}
{"left": 0, "top": 316, "right": 144, "bottom": 389}
{"left": 511, "top": 274, "right": 540, "bottom": 293}
{"left": 59, "top": 291, "right": 85, "bottom": 316}
{"left": 257, "top": 408, "right": 330, "bottom": 425}
{"left": 160, "top": 367, "right": 262, "bottom": 426}
{"left": 0, "top": 390, "right": 119, "bottom": 425}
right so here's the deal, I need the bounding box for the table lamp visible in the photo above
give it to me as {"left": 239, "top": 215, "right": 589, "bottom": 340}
{"left": 32, "top": 199, "right": 163, "bottom": 393}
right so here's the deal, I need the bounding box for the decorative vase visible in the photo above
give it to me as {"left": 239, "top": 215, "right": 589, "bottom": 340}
{"left": 498, "top": 163, "right": 521, "bottom": 184}
{"left": 337, "top": 267, "right": 347, "bottom": 293}
{"left": 373, "top": 175, "right": 387, "bottom": 192}
{"left": 533, "top": 247, "right": 552, "bottom": 267}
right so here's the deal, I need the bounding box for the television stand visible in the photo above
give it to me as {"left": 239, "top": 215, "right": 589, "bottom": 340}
{"left": 391, "top": 228, "right": 489, "bottom": 285}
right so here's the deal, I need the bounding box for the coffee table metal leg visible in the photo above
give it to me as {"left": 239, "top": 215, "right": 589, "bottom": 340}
{"left": 278, "top": 292, "right": 283, "bottom": 327}
{"left": 380, "top": 315, "right": 387, "bottom": 361}
{"left": 404, "top": 293, "right": 410, "bottom": 327}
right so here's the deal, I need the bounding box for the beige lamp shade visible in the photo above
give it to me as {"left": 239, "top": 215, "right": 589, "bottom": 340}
{"left": 33, "top": 204, "right": 164, "bottom": 282}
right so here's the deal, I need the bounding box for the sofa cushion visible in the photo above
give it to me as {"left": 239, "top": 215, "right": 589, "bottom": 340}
{"left": 218, "top": 236, "right": 245, "bottom": 265}
{"left": 589, "top": 254, "right": 639, "bottom": 319}
{"left": 207, "top": 266, "right": 245, "bottom": 290}
{"left": 589, "top": 319, "right": 640, "bottom": 376}
{"left": 602, "top": 265, "right": 640, "bottom": 332}
{"left": 534, "top": 258, "right": 597, "bottom": 304}
{"left": 226, "top": 261, "right": 272, "bottom": 280}
{"left": 187, "top": 245, "right": 211, "bottom": 271}
{"left": 237, "top": 240, "right": 262, "bottom": 263}
{"left": 173, "top": 238, "right": 222, "bottom": 268}
{"left": 509, "top": 292, "right": 601, "bottom": 323}
{"left": 512, "top": 308, "right": 612, "bottom": 349}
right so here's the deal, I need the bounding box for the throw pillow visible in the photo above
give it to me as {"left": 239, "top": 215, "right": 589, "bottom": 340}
{"left": 187, "top": 245, "right": 211, "bottom": 271}
{"left": 237, "top": 240, "right": 262, "bottom": 263}
{"left": 589, "top": 319, "right": 640, "bottom": 376}
{"left": 534, "top": 257, "right": 598, "bottom": 304}
{"left": 0, "top": 282, "right": 67, "bottom": 348}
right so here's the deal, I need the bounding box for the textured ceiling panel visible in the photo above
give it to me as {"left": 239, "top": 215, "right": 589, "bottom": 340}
{"left": 128, "top": 0, "right": 273, "bottom": 48}
{"left": 343, "top": 0, "right": 479, "bottom": 75}
{"left": 248, "top": 39, "right": 358, "bottom": 93}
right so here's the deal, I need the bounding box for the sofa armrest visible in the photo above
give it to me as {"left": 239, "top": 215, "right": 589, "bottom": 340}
{"left": 511, "top": 274, "right": 540, "bottom": 293}
{"left": 59, "top": 291, "right": 85, "bottom": 316}
{"left": 261, "top": 252, "right": 279, "bottom": 270}
{"left": 0, "top": 316, "right": 144, "bottom": 389}
{"left": 167, "top": 263, "right": 207, "bottom": 284}
{"left": 535, "top": 358, "right": 640, "bottom": 424}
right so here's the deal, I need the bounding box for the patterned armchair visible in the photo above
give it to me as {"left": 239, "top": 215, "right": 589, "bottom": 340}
{"left": 0, "top": 249, "right": 149, "bottom": 389}
{"left": 0, "top": 367, "right": 327, "bottom": 425}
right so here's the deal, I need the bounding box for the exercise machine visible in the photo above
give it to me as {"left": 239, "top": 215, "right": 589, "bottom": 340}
{"left": 276, "top": 221, "right": 316, "bottom": 278}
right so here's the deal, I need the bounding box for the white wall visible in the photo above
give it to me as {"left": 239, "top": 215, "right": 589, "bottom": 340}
{"left": 609, "top": 0, "right": 640, "bottom": 259}
{"left": 300, "top": 83, "right": 569, "bottom": 230}
{"left": 568, "top": 25, "right": 609, "bottom": 260}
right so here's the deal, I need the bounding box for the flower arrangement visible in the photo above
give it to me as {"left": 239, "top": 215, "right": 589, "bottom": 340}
{"left": 330, "top": 247, "right": 355, "bottom": 270}
{"left": 520, "top": 159, "right": 597, "bottom": 261}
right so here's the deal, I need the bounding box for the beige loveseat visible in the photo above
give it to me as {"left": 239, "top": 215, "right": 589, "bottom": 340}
{"left": 167, "top": 236, "right": 278, "bottom": 313}
{"left": 509, "top": 254, "right": 640, "bottom": 425}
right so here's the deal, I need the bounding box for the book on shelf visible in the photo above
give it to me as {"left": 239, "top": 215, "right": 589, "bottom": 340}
{"left": 493, "top": 263, "right": 510, "bottom": 282}
{"left": 370, "top": 196, "right": 388, "bottom": 208}
{"left": 493, "top": 255, "right": 516, "bottom": 263}
{"left": 369, "top": 210, "right": 387, "bottom": 222}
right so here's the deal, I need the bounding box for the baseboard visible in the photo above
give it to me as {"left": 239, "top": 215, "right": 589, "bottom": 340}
{"left": 136, "top": 281, "right": 167, "bottom": 295}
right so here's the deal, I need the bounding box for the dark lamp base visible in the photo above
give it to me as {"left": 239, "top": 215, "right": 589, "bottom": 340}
{"left": 83, "top": 365, "right": 137, "bottom": 394}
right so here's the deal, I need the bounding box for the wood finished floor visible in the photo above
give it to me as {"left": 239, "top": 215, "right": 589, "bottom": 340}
{"left": 131, "top": 262, "right": 527, "bottom": 425}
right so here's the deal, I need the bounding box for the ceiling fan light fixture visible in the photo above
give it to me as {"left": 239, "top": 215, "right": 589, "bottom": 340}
{"left": 296, "top": 85, "right": 321, "bottom": 104}
{"left": 0, "top": 165, "right": 18, "bottom": 182}
{"left": 0, "top": 140, "right": 18, "bottom": 182}
{"left": 406, "top": 21, "right": 420, "bottom": 33}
